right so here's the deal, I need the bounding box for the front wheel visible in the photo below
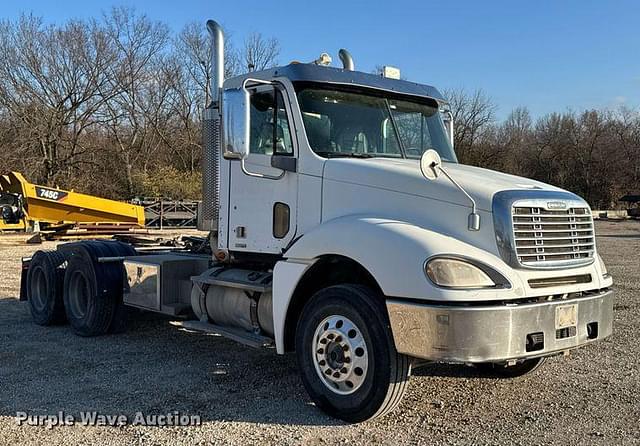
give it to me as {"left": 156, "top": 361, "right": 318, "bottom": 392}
{"left": 295, "top": 285, "right": 411, "bottom": 423}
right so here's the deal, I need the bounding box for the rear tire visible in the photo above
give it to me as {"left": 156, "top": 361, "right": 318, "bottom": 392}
{"left": 60, "top": 241, "right": 135, "bottom": 337}
{"left": 27, "top": 250, "right": 67, "bottom": 326}
{"left": 474, "top": 357, "right": 546, "bottom": 378}
{"left": 63, "top": 251, "right": 115, "bottom": 337}
{"left": 295, "top": 285, "right": 411, "bottom": 422}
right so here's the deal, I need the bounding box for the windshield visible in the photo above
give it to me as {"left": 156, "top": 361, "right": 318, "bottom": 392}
{"left": 296, "top": 87, "right": 457, "bottom": 162}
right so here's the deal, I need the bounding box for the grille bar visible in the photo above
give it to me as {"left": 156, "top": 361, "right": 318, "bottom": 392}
{"left": 512, "top": 205, "right": 595, "bottom": 268}
{"left": 514, "top": 228, "right": 593, "bottom": 233}
{"left": 518, "top": 249, "right": 594, "bottom": 258}
{"left": 513, "top": 213, "right": 591, "bottom": 218}
{"left": 514, "top": 221, "right": 592, "bottom": 226}
{"left": 516, "top": 242, "right": 595, "bottom": 249}
{"left": 514, "top": 235, "right": 594, "bottom": 241}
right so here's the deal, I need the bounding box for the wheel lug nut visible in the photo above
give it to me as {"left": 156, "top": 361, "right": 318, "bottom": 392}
{"left": 335, "top": 336, "right": 342, "bottom": 342}
{"left": 342, "top": 345, "right": 349, "bottom": 352}
{"left": 341, "top": 367, "right": 348, "bottom": 373}
{"left": 327, "top": 334, "right": 335, "bottom": 340}
{"left": 319, "top": 339, "right": 327, "bottom": 344}
{"left": 319, "top": 360, "right": 326, "bottom": 366}
{"left": 317, "top": 349, "right": 324, "bottom": 354}
{"left": 333, "top": 372, "right": 340, "bottom": 378}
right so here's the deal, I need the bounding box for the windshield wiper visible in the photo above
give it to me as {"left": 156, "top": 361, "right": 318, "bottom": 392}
{"left": 383, "top": 99, "right": 408, "bottom": 159}
{"left": 315, "top": 151, "right": 375, "bottom": 159}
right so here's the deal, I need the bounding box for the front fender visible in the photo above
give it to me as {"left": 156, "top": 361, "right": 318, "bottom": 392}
{"left": 285, "top": 215, "right": 526, "bottom": 301}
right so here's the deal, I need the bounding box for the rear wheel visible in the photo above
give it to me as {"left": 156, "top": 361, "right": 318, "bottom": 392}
{"left": 60, "top": 240, "right": 135, "bottom": 336}
{"left": 63, "top": 254, "right": 116, "bottom": 337}
{"left": 296, "top": 285, "right": 411, "bottom": 422}
{"left": 27, "top": 250, "right": 67, "bottom": 326}
{"left": 474, "top": 357, "right": 546, "bottom": 378}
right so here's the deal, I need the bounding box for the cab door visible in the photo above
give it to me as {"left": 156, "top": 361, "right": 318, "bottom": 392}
{"left": 227, "top": 85, "right": 298, "bottom": 254}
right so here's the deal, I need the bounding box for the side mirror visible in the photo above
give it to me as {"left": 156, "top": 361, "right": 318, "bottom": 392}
{"left": 223, "top": 87, "right": 250, "bottom": 159}
{"left": 420, "top": 149, "right": 441, "bottom": 181}
{"left": 420, "top": 149, "right": 480, "bottom": 231}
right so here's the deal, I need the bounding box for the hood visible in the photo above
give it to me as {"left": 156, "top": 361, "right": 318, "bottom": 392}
{"left": 322, "top": 158, "right": 565, "bottom": 212}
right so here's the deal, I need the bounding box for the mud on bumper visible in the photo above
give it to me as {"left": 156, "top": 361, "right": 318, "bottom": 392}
{"left": 386, "top": 289, "right": 613, "bottom": 363}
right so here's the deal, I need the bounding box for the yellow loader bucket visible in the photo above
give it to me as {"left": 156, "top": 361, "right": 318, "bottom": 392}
{"left": 0, "top": 172, "right": 145, "bottom": 231}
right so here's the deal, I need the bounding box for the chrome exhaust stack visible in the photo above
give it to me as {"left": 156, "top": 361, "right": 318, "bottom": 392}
{"left": 206, "top": 20, "right": 224, "bottom": 105}
{"left": 338, "top": 49, "right": 354, "bottom": 71}
{"left": 199, "top": 20, "right": 224, "bottom": 232}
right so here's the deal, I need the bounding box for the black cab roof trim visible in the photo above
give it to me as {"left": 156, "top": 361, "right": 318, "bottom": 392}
{"left": 224, "top": 63, "right": 446, "bottom": 103}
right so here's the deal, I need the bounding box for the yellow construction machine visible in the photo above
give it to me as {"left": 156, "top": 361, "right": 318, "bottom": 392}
{"left": 0, "top": 172, "right": 145, "bottom": 232}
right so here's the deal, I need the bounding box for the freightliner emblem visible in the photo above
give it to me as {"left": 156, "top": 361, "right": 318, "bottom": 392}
{"left": 546, "top": 201, "right": 567, "bottom": 210}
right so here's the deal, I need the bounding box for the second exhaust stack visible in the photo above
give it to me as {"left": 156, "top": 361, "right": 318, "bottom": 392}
{"left": 338, "top": 49, "right": 354, "bottom": 71}
{"left": 207, "top": 20, "right": 224, "bottom": 104}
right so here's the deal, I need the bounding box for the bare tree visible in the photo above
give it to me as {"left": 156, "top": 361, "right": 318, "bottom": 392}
{"left": 0, "top": 14, "right": 637, "bottom": 206}
{"left": 100, "top": 7, "right": 170, "bottom": 196}
{"left": 243, "top": 32, "right": 279, "bottom": 72}
{"left": 0, "top": 14, "right": 117, "bottom": 185}
{"left": 155, "top": 55, "right": 203, "bottom": 174}
{"left": 175, "top": 21, "right": 241, "bottom": 107}
{"left": 611, "top": 106, "right": 640, "bottom": 195}
{"left": 443, "top": 88, "right": 497, "bottom": 165}
{"left": 499, "top": 106, "right": 534, "bottom": 175}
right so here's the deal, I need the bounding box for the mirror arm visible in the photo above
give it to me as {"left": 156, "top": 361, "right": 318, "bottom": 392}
{"left": 434, "top": 163, "right": 480, "bottom": 231}
{"left": 237, "top": 78, "right": 286, "bottom": 179}
{"left": 241, "top": 159, "right": 285, "bottom": 180}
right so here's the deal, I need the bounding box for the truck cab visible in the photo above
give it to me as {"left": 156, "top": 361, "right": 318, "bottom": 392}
{"left": 23, "top": 20, "right": 614, "bottom": 423}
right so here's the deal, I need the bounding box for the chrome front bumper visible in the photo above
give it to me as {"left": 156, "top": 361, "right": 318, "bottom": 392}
{"left": 386, "top": 290, "right": 613, "bottom": 363}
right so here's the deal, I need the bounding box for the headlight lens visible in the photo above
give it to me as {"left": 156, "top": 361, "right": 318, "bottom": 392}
{"left": 426, "top": 258, "right": 496, "bottom": 288}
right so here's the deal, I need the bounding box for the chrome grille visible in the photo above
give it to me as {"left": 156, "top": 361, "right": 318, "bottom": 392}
{"left": 512, "top": 206, "right": 595, "bottom": 267}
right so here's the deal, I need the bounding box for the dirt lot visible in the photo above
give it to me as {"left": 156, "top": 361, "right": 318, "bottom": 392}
{"left": 0, "top": 221, "right": 638, "bottom": 445}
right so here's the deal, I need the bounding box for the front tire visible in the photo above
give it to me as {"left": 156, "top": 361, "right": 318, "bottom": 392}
{"left": 295, "top": 285, "right": 411, "bottom": 422}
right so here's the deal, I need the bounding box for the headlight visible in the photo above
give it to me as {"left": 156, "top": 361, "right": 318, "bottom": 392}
{"left": 426, "top": 258, "right": 497, "bottom": 289}
{"left": 597, "top": 254, "right": 609, "bottom": 278}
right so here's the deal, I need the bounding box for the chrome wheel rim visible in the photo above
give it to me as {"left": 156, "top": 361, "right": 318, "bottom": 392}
{"left": 312, "top": 315, "right": 369, "bottom": 395}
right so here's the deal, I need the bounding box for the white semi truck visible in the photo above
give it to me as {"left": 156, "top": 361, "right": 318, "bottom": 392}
{"left": 21, "top": 20, "right": 613, "bottom": 422}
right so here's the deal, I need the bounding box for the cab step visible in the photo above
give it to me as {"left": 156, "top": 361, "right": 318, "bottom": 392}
{"left": 178, "top": 320, "right": 274, "bottom": 349}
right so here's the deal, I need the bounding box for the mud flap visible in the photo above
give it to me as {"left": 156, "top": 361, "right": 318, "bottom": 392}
{"left": 19, "top": 257, "right": 30, "bottom": 301}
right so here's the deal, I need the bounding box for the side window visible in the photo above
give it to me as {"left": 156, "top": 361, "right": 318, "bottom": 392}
{"left": 275, "top": 92, "right": 294, "bottom": 155}
{"left": 249, "top": 88, "right": 294, "bottom": 155}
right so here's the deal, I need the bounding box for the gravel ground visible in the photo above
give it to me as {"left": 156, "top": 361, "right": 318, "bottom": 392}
{"left": 0, "top": 221, "right": 638, "bottom": 445}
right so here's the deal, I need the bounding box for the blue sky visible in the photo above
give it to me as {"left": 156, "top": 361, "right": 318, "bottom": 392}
{"left": 2, "top": 0, "right": 639, "bottom": 119}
